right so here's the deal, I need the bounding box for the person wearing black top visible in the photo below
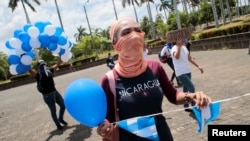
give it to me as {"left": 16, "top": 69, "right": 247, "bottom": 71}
{"left": 29, "top": 59, "right": 67, "bottom": 130}
{"left": 106, "top": 53, "right": 115, "bottom": 70}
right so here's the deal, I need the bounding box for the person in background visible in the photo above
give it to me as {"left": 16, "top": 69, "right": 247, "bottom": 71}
{"left": 29, "top": 59, "right": 68, "bottom": 130}
{"left": 143, "top": 42, "right": 152, "bottom": 59}
{"left": 96, "top": 17, "right": 211, "bottom": 141}
{"left": 106, "top": 53, "right": 115, "bottom": 70}
{"left": 160, "top": 42, "right": 182, "bottom": 86}
{"left": 171, "top": 39, "right": 204, "bottom": 112}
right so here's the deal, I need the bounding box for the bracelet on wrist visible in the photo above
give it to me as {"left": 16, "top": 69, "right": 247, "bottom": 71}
{"left": 184, "top": 93, "right": 191, "bottom": 104}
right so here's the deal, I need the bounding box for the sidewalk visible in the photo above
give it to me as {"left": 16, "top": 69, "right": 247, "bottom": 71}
{"left": 0, "top": 49, "right": 249, "bottom": 141}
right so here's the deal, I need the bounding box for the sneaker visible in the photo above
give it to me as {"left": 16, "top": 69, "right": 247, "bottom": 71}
{"left": 184, "top": 108, "right": 193, "bottom": 112}
{"left": 57, "top": 124, "right": 63, "bottom": 130}
{"left": 59, "top": 120, "right": 68, "bottom": 126}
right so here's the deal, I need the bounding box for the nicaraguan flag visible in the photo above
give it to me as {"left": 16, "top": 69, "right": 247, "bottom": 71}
{"left": 118, "top": 116, "right": 159, "bottom": 141}
{"left": 192, "top": 102, "right": 221, "bottom": 133}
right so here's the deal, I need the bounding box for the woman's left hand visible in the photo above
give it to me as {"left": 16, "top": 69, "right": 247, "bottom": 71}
{"left": 191, "top": 91, "right": 211, "bottom": 109}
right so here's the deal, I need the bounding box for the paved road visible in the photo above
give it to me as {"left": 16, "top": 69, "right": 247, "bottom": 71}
{"left": 0, "top": 49, "right": 249, "bottom": 141}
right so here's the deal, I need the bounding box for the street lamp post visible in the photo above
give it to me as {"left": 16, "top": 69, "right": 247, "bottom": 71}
{"left": 83, "top": 1, "right": 97, "bottom": 57}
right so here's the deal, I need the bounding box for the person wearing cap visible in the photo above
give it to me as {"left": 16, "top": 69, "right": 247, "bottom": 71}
{"left": 29, "top": 59, "right": 67, "bottom": 130}
{"left": 96, "top": 17, "right": 211, "bottom": 141}
{"left": 160, "top": 42, "right": 182, "bottom": 86}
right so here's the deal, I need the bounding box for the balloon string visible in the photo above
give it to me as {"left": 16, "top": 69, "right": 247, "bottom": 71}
{"left": 112, "top": 93, "right": 250, "bottom": 124}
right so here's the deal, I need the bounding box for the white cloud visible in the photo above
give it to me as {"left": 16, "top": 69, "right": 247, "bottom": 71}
{"left": 0, "top": 0, "right": 169, "bottom": 55}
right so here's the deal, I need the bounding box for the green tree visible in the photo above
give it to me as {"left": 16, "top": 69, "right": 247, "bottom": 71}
{"left": 74, "top": 25, "right": 87, "bottom": 42}
{"left": 140, "top": 16, "right": 151, "bottom": 39}
{"left": 199, "top": 1, "right": 214, "bottom": 28}
{"left": 0, "top": 53, "right": 9, "bottom": 80}
{"left": 167, "top": 11, "right": 189, "bottom": 30}
{"left": 154, "top": 14, "right": 168, "bottom": 39}
{"left": 140, "top": 0, "right": 156, "bottom": 39}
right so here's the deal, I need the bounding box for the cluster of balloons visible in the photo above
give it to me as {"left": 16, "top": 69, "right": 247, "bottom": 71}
{"left": 5, "top": 21, "right": 73, "bottom": 75}
{"left": 64, "top": 78, "right": 107, "bottom": 127}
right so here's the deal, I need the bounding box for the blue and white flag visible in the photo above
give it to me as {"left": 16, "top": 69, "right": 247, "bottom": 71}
{"left": 192, "top": 102, "right": 221, "bottom": 133}
{"left": 118, "top": 116, "right": 159, "bottom": 141}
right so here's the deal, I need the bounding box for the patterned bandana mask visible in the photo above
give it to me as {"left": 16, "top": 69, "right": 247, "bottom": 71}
{"left": 111, "top": 19, "right": 147, "bottom": 78}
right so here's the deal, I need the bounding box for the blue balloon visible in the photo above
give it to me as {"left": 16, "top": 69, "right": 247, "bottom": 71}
{"left": 55, "top": 27, "right": 63, "bottom": 36}
{"left": 38, "top": 33, "right": 50, "bottom": 48}
{"left": 35, "top": 21, "right": 46, "bottom": 33}
{"left": 26, "top": 51, "right": 35, "bottom": 59}
{"left": 48, "top": 43, "right": 57, "bottom": 51}
{"left": 58, "top": 36, "right": 67, "bottom": 45}
{"left": 23, "top": 24, "right": 32, "bottom": 32}
{"left": 64, "top": 78, "right": 107, "bottom": 127}
{"left": 21, "top": 42, "right": 32, "bottom": 52}
{"left": 5, "top": 41, "right": 14, "bottom": 49}
{"left": 13, "top": 29, "right": 23, "bottom": 38}
{"left": 8, "top": 55, "right": 20, "bottom": 64}
{"left": 49, "top": 35, "right": 59, "bottom": 43}
{"left": 69, "top": 41, "right": 73, "bottom": 48}
{"left": 58, "top": 48, "right": 65, "bottom": 56}
{"left": 19, "top": 32, "right": 30, "bottom": 43}
{"left": 16, "top": 64, "right": 31, "bottom": 74}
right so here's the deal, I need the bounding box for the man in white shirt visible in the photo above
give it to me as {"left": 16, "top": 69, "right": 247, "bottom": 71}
{"left": 171, "top": 40, "right": 204, "bottom": 111}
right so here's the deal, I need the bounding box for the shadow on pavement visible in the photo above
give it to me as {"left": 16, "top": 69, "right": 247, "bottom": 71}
{"left": 45, "top": 124, "right": 92, "bottom": 141}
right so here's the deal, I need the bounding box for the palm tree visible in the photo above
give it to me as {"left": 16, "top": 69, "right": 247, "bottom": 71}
{"left": 173, "top": 0, "right": 181, "bottom": 29}
{"left": 210, "top": 0, "right": 219, "bottom": 28}
{"left": 122, "top": 0, "right": 140, "bottom": 23}
{"left": 225, "top": 0, "right": 232, "bottom": 22}
{"left": 8, "top": 0, "right": 41, "bottom": 23}
{"left": 44, "top": 0, "right": 64, "bottom": 32}
{"left": 74, "top": 26, "right": 87, "bottom": 42}
{"left": 140, "top": 0, "right": 156, "bottom": 39}
{"left": 219, "top": 0, "right": 226, "bottom": 25}
{"left": 112, "top": 0, "right": 118, "bottom": 20}
{"left": 157, "top": 0, "right": 174, "bottom": 22}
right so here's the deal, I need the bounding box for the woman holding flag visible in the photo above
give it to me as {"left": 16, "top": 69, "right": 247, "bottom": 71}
{"left": 97, "top": 17, "right": 212, "bottom": 141}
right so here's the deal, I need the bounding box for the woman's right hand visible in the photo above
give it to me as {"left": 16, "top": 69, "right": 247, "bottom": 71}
{"left": 97, "top": 119, "right": 116, "bottom": 139}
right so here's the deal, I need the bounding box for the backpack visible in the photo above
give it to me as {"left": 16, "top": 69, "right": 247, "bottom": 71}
{"left": 158, "top": 52, "right": 168, "bottom": 63}
{"left": 36, "top": 73, "right": 44, "bottom": 93}
{"left": 103, "top": 70, "right": 120, "bottom": 141}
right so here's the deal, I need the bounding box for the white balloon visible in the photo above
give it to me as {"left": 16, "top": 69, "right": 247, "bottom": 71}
{"left": 28, "top": 26, "right": 40, "bottom": 38}
{"left": 15, "top": 47, "right": 26, "bottom": 56}
{"left": 9, "top": 65, "right": 18, "bottom": 75}
{"left": 9, "top": 38, "right": 22, "bottom": 49}
{"left": 7, "top": 49, "right": 17, "bottom": 56}
{"left": 58, "top": 40, "right": 69, "bottom": 49}
{"left": 68, "top": 52, "right": 73, "bottom": 59}
{"left": 29, "top": 37, "right": 41, "bottom": 49}
{"left": 20, "top": 55, "right": 33, "bottom": 65}
{"left": 61, "top": 51, "right": 70, "bottom": 62}
{"left": 51, "top": 45, "right": 60, "bottom": 55}
{"left": 44, "top": 25, "right": 56, "bottom": 36}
